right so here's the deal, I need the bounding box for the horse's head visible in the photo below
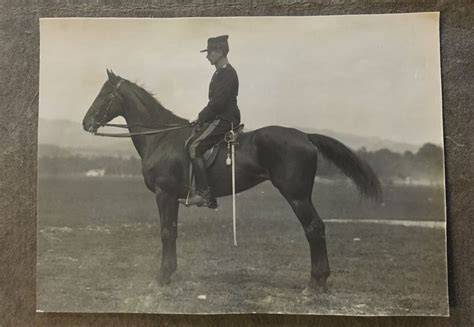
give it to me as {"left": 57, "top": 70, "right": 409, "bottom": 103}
{"left": 83, "top": 69, "right": 126, "bottom": 133}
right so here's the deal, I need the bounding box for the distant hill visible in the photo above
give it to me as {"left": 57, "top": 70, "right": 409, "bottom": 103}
{"left": 38, "top": 118, "right": 137, "bottom": 157}
{"left": 289, "top": 127, "right": 423, "bottom": 153}
{"left": 38, "top": 144, "right": 73, "bottom": 157}
{"left": 38, "top": 118, "right": 431, "bottom": 158}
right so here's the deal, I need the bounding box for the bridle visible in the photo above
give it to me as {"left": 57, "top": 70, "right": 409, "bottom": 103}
{"left": 92, "top": 78, "right": 193, "bottom": 138}
{"left": 94, "top": 79, "right": 124, "bottom": 128}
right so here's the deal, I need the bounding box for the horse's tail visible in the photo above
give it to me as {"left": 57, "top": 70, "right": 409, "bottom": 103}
{"left": 307, "top": 133, "right": 383, "bottom": 202}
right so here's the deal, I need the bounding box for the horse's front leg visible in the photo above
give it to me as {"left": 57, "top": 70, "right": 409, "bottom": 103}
{"left": 155, "top": 190, "right": 179, "bottom": 285}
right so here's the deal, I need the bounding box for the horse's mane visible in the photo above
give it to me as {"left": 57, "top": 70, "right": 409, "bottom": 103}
{"left": 125, "top": 79, "right": 188, "bottom": 123}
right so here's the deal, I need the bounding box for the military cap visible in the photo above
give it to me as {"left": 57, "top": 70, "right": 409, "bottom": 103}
{"left": 200, "top": 35, "right": 229, "bottom": 53}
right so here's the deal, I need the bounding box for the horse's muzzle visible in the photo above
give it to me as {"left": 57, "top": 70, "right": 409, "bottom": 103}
{"left": 82, "top": 118, "right": 99, "bottom": 133}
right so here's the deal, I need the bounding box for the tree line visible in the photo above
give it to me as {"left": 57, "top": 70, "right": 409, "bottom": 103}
{"left": 38, "top": 143, "right": 444, "bottom": 183}
{"left": 318, "top": 143, "right": 444, "bottom": 183}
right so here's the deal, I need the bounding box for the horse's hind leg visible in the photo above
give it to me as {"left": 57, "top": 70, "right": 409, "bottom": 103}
{"left": 287, "top": 197, "right": 330, "bottom": 294}
{"left": 267, "top": 147, "right": 330, "bottom": 293}
{"left": 155, "top": 190, "right": 179, "bottom": 285}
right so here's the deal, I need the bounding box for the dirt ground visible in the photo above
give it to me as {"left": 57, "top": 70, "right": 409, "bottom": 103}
{"left": 37, "top": 176, "right": 448, "bottom": 315}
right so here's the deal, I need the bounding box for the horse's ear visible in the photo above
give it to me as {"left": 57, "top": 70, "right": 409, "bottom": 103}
{"left": 107, "top": 69, "right": 114, "bottom": 81}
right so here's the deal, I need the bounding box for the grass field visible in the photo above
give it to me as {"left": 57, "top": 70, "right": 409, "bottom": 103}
{"left": 37, "top": 176, "right": 448, "bottom": 315}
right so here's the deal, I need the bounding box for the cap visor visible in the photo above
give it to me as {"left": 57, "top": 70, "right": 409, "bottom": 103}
{"left": 200, "top": 49, "right": 208, "bottom": 52}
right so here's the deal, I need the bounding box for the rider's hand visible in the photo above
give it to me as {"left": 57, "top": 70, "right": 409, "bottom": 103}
{"left": 190, "top": 119, "right": 202, "bottom": 132}
{"left": 192, "top": 119, "right": 202, "bottom": 126}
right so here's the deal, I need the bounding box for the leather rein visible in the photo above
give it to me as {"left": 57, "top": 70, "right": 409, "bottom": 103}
{"left": 94, "top": 122, "right": 193, "bottom": 138}
{"left": 92, "top": 79, "right": 194, "bottom": 138}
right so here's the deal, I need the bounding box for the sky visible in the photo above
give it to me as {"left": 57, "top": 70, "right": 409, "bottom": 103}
{"left": 39, "top": 13, "right": 443, "bottom": 145}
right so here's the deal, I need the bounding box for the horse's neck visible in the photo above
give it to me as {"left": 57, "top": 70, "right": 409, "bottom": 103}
{"left": 121, "top": 87, "right": 185, "bottom": 159}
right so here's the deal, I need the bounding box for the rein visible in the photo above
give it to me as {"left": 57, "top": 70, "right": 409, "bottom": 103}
{"left": 93, "top": 122, "right": 193, "bottom": 138}
{"left": 102, "top": 122, "right": 190, "bottom": 129}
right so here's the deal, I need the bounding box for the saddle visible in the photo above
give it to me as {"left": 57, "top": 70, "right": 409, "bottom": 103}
{"left": 185, "top": 123, "right": 245, "bottom": 168}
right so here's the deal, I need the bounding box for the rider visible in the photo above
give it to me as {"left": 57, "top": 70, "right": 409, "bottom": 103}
{"left": 185, "top": 35, "right": 241, "bottom": 207}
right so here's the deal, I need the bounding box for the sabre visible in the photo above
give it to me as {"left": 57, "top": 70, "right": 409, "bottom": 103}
{"left": 226, "top": 126, "right": 237, "bottom": 246}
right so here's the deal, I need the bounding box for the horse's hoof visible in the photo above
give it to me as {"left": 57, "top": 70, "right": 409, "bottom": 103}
{"left": 157, "top": 275, "right": 172, "bottom": 286}
{"left": 302, "top": 284, "right": 328, "bottom": 296}
{"left": 302, "top": 286, "right": 315, "bottom": 296}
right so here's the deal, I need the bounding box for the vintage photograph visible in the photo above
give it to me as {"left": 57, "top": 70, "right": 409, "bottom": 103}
{"left": 37, "top": 14, "right": 448, "bottom": 315}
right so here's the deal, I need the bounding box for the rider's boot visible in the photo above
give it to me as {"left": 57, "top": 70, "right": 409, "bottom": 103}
{"left": 184, "top": 157, "right": 212, "bottom": 207}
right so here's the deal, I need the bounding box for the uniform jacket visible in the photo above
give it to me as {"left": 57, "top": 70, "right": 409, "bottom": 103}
{"left": 198, "top": 64, "right": 241, "bottom": 125}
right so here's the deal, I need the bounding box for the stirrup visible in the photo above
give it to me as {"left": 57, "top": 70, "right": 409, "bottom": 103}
{"left": 178, "top": 196, "right": 218, "bottom": 209}
{"left": 179, "top": 190, "right": 212, "bottom": 208}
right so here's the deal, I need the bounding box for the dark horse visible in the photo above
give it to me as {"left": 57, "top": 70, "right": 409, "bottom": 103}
{"left": 83, "top": 70, "right": 382, "bottom": 294}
